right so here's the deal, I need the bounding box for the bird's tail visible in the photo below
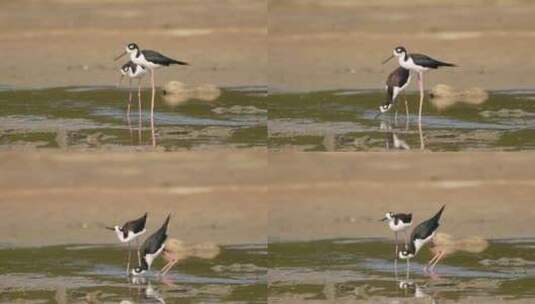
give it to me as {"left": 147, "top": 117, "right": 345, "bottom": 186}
{"left": 432, "top": 205, "right": 446, "bottom": 222}
{"left": 438, "top": 61, "right": 456, "bottom": 67}
{"left": 171, "top": 59, "right": 189, "bottom": 66}
{"left": 162, "top": 214, "right": 171, "bottom": 230}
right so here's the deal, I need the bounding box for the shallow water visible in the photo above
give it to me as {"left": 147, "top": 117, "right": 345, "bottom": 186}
{"left": 268, "top": 90, "right": 535, "bottom": 151}
{"left": 268, "top": 238, "right": 535, "bottom": 303}
{"left": 0, "top": 86, "right": 266, "bottom": 151}
{"left": 0, "top": 244, "right": 267, "bottom": 303}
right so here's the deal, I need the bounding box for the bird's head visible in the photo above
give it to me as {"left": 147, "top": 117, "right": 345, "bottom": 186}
{"left": 379, "top": 104, "right": 393, "bottom": 113}
{"left": 126, "top": 43, "right": 139, "bottom": 54}
{"left": 120, "top": 64, "right": 131, "bottom": 76}
{"left": 382, "top": 46, "right": 407, "bottom": 64}
{"left": 393, "top": 46, "right": 407, "bottom": 57}
{"left": 379, "top": 212, "right": 394, "bottom": 222}
{"left": 132, "top": 266, "right": 147, "bottom": 276}
{"left": 114, "top": 43, "right": 139, "bottom": 61}
{"left": 399, "top": 248, "right": 414, "bottom": 260}
{"left": 105, "top": 225, "right": 120, "bottom": 232}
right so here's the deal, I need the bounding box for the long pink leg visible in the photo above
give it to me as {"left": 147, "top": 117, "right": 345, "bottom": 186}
{"left": 150, "top": 69, "right": 155, "bottom": 120}
{"left": 425, "top": 251, "right": 440, "bottom": 272}
{"left": 430, "top": 251, "right": 445, "bottom": 272}
{"left": 162, "top": 261, "right": 177, "bottom": 276}
{"left": 418, "top": 72, "right": 424, "bottom": 122}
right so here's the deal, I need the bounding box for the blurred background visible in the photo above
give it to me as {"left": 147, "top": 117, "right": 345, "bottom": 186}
{"left": 269, "top": 0, "right": 535, "bottom": 91}
{"left": 0, "top": 0, "right": 266, "bottom": 88}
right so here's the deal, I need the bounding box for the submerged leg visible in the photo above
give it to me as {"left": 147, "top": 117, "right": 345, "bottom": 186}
{"left": 126, "top": 242, "right": 132, "bottom": 276}
{"left": 425, "top": 251, "right": 440, "bottom": 272}
{"left": 430, "top": 251, "right": 445, "bottom": 272}
{"left": 406, "top": 258, "right": 410, "bottom": 280}
{"left": 394, "top": 232, "right": 399, "bottom": 261}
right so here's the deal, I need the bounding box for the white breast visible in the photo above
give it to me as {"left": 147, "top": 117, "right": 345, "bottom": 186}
{"left": 145, "top": 243, "right": 166, "bottom": 269}
{"left": 116, "top": 228, "right": 146, "bottom": 243}
{"left": 388, "top": 219, "right": 411, "bottom": 232}
{"left": 131, "top": 52, "right": 162, "bottom": 70}
{"left": 399, "top": 57, "right": 429, "bottom": 72}
{"left": 414, "top": 231, "right": 436, "bottom": 254}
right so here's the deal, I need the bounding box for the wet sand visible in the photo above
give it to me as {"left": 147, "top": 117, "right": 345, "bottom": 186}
{"left": 269, "top": 152, "right": 535, "bottom": 242}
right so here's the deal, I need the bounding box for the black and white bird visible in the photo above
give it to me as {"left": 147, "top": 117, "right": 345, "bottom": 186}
{"left": 119, "top": 61, "right": 147, "bottom": 116}
{"left": 115, "top": 43, "right": 188, "bottom": 119}
{"left": 380, "top": 212, "right": 413, "bottom": 259}
{"left": 380, "top": 67, "right": 411, "bottom": 114}
{"left": 132, "top": 214, "right": 171, "bottom": 276}
{"left": 383, "top": 46, "right": 455, "bottom": 121}
{"left": 106, "top": 212, "right": 148, "bottom": 274}
{"left": 399, "top": 205, "right": 446, "bottom": 271}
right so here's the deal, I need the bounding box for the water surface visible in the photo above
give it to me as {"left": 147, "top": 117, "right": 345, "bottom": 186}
{"left": 268, "top": 90, "right": 535, "bottom": 151}
{"left": 0, "top": 243, "right": 267, "bottom": 303}
{"left": 0, "top": 86, "right": 266, "bottom": 151}
{"left": 268, "top": 238, "right": 535, "bottom": 303}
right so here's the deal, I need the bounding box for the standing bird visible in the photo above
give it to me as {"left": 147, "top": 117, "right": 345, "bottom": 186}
{"left": 115, "top": 43, "right": 189, "bottom": 120}
{"left": 106, "top": 212, "right": 148, "bottom": 275}
{"left": 380, "top": 212, "right": 413, "bottom": 260}
{"left": 132, "top": 215, "right": 171, "bottom": 276}
{"left": 382, "top": 46, "right": 455, "bottom": 121}
{"left": 380, "top": 66, "right": 411, "bottom": 114}
{"left": 119, "top": 61, "right": 146, "bottom": 116}
{"left": 399, "top": 205, "right": 446, "bottom": 274}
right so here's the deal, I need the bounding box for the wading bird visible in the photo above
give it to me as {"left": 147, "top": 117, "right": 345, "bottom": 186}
{"left": 119, "top": 61, "right": 146, "bottom": 116}
{"left": 132, "top": 215, "right": 171, "bottom": 276}
{"left": 399, "top": 205, "right": 446, "bottom": 274}
{"left": 115, "top": 43, "right": 188, "bottom": 120}
{"left": 380, "top": 66, "right": 411, "bottom": 115}
{"left": 380, "top": 212, "right": 413, "bottom": 259}
{"left": 383, "top": 46, "right": 455, "bottom": 121}
{"left": 106, "top": 212, "right": 148, "bottom": 275}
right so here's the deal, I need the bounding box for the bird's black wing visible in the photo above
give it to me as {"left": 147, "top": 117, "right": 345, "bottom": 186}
{"left": 142, "top": 50, "right": 189, "bottom": 66}
{"left": 386, "top": 67, "right": 410, "bottom": 88}
{"left": 394, "top": 213, "right": 412, "bottom": 224}
{"left": 140, "top": 215, "right": 170, "bottom": 255}
{"left": 409, "top": 206, "right": 445, "bottom": 241}
{"left": 410, "top": 53, "right": 455, "bottom": 69}
{"left": 123, "top": 212, "right": 148, "bottom": 234}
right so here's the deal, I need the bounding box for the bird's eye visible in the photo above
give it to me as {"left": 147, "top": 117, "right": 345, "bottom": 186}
{"left": 128, "top": 44, "right": 135, "bottom": 50}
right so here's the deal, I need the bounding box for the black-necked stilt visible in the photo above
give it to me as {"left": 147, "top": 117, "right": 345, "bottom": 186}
{"left": 380, "top": 212, "right": 413, "bottom": 259}
{"left": 106, "top": 212, "right": 148, "bottom": 275}
{"left": 115, "top": 43, "right": 189, "bottom": 120}
{"left": 132, "top": 214, "right": 171, "bottom": 276}
{"left": 399, "top": 205, "right": 446, "bottom": 273}
{"left": 380, "top": 67, "right": 411, "bottom": 114}
{"left": 119, "top": 61, "right": 146, "bottom": 116}
{"left": 383, "top": 46, "right": 455, "bottom": 121}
